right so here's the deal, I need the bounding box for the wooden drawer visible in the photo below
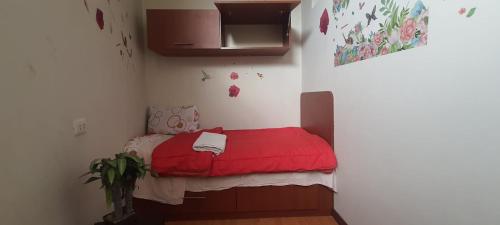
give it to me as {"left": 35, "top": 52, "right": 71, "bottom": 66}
{"left": 165, "top": 189, "right": 237, "bottom": 214}
{"left": 236, "top": 186, "right": 319, "bottom": 212}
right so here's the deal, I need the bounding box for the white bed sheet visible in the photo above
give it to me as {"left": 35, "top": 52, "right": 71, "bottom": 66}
{"left": 124, "top": 134, "right": 337, "bottom": 205}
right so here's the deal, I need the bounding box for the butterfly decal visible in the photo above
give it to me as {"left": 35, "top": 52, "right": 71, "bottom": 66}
{"left": 366, "top": 5, "right": 377, "bottom": 26}
{"left": 257, "top": 73, "right": 264, "bottom": 79}
{"left": 121, "top": 31, "right": 128, "bottom": 48}
{"left": 201, "top": 70, "right": 211, "bottom": 82}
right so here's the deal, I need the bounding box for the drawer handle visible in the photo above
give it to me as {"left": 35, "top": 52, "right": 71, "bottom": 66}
{"left": 173, "top": 43, "right": 194, "bottom": 46}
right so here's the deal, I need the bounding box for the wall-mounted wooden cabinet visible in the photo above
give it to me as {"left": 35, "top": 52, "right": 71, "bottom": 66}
{"left": 147, "top": 0, "right": 300, "bottom": 57}
{"left": 147, "top": 10, "right": 221, "bottom": 55}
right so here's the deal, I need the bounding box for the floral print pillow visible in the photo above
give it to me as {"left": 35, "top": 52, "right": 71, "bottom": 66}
{"left": 147, "top": 105, "right": 200, "bottom": 135}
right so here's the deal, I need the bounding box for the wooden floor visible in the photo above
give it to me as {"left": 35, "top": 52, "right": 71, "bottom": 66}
{"left": 166, "top": 216, "right": 338, "bottom": 225}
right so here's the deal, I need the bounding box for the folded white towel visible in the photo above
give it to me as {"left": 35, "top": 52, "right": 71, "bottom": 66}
{"left": 193, "top": 132, "right": 227, "bottom": 155}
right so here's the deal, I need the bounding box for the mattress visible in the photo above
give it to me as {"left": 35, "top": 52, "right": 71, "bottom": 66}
{"left": 125, "top": 134, "right": 337, "bottom": 205}
{"left": 212, "top": 127, "right": 337, "bottom": 176}
{"left": 151, "top": 127, "right": 337, "bottom": 177}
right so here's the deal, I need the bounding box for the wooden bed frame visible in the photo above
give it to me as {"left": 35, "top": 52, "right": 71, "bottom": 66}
{"left": 133, "top": 91, "right": 334, "bottom": 224}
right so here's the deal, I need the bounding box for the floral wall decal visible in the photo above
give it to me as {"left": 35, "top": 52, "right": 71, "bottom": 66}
{"left": 115, "top": 31, "right": 133, "bottom": 58}
{"left": 84, "top": 1, "right": 136, "bottom": 68}
{"left": 83, "top": 0, "right": 89, "bottom": 13}
{"left": 332, "top": 0, "right": 429, "bottom": 66}
{"left": 320, "top": 9, "right": 330, "bottom": 34}
{"left": 230, "top": 72, "right": 239, "bottom": 80}
{"left": 229, "top": 85, "right": 240, "bottom": 98}
{"left": 96, "top": 8, "right": 104, "bottom": 30}
{"left": 333, "top": 0, "right": 351, "bottom": 15}
{"left": 359, "top": 2, "right": 365, "bottom": 10}
{"left": 466, "top": 8, "right": 477, "bottom": 18}
{"left": 459, "top": 7, "right": 477, "bottom": 18}
{"left": 458, "top": 8, "right": 466, "bottom": 15}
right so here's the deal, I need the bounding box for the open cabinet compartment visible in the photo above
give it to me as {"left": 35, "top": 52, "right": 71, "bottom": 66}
{"left": 215, "top": 0, "right": 299, "bottom": 56}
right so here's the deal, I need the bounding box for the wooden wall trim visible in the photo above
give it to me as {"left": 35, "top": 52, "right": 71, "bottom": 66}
{"left": 331, "top": 209, "right": 348, "bottom": 225}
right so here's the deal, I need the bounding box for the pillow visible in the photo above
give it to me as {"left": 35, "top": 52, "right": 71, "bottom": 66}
{"left": 147, "top": 105, "right": 200, "bottom": 135}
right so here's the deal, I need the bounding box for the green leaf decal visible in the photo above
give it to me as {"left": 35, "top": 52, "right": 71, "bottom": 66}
{"left": 466, "top": 8, "right": 477, "bottom": 18}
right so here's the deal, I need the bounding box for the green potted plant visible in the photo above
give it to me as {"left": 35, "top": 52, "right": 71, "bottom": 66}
{"left": 82, "top": 152, "right": 147, "bottom": 224}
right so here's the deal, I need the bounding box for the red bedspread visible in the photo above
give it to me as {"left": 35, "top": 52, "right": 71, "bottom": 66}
{"left": 151, "top": 127, "right": 337, "bottom": 177}
{"left": 212, "top": 127, "right": 336, "bottom": 176}
{"left": 151, "top": 127, "right": 222, "bottom": 176}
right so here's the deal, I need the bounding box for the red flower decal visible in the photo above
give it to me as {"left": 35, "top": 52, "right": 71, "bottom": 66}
{"left": 96, "top": 8, "right": 104, "bottom": 30}
{"left": 319, "top": 9, "right": 329, "bottom": 35}
{"left": 229, "top": 85, "right": 240, "bottom": 98}
{"left": 458, "top": 8, "right": 467, "bottom": 15}
{"left": 400, "top": 19, "right": 417, "bottom": 43}
{"left": 230, "top": 72, "right": 239, "bottom": 80}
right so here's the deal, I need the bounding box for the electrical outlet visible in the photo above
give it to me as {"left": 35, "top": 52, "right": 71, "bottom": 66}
{"left": 73, "top": 118, "right": 87, "bottom": 136}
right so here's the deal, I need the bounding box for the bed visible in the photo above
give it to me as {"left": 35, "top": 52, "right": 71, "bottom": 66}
{"left": 132, "top": 91, "right": 335, "bottom": 224}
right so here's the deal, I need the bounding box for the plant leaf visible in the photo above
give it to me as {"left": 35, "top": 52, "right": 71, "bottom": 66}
{"left": 107, "top": 169, "right": 115, "bottom": 185}
{"left": 124, "top": 154, "right": 142, "bottom": 163}
{"left": 105, "top": 189, "right": 112, "bottom": 208}
{"left": 466, "top": 8, "right": 477, "bottom": 18}
{"left": 79, "top": 171, "right": 92, "bottom": 178}
{"left": 89, "top": 159, "right": 100, "bottom": 171}
{"left": 84, "top": 177, "right": 100, "bottom": 184}
{"left": 106, "top": 159, "right": 117, "bottom": 168}
{"left": 118, "top": 158, "right": 126, "bottom": 176}
{"left": 138, "top": 168, "right": 146, "bottom": 177}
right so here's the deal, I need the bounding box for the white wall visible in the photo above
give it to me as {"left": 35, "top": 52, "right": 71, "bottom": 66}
{"left": 302, "top": 0, "right": 500, "bottom": 225}
{"left": 143, "top": 0, "right": 302, "bottom": 130}
{"left": 0, "top": 1, "right": 146, "bottom": 225}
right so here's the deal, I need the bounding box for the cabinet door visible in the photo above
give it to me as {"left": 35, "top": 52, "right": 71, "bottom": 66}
{"left": 147, "top": 10, "right": 221, "bottom": 51}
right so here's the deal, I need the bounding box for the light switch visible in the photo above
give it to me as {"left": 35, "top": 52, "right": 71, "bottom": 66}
{"left": 73, "top": 118, "right": 87, "bottom": 136}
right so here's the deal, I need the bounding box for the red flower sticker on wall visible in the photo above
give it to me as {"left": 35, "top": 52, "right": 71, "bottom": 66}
{"left": 230, "top": 72, "right": 239, "bottom": 80}
{"left": 229, "top": 85, "right": 240, "bottom": 98}
{"left": 458, "top": 8, "right": 466, "bottom": 15}
{"left": 400, "top": 19, "right": 417, "bottom": 43}
{"left": 96, "top": 8, "right": 104, "bottom": 30}
{"left": 319, "top": 8, "right": 329, "bottom": 35}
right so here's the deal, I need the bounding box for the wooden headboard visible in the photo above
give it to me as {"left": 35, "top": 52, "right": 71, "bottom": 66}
{"left": 300, "top": 91, "right": 334, "bottom": 146}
